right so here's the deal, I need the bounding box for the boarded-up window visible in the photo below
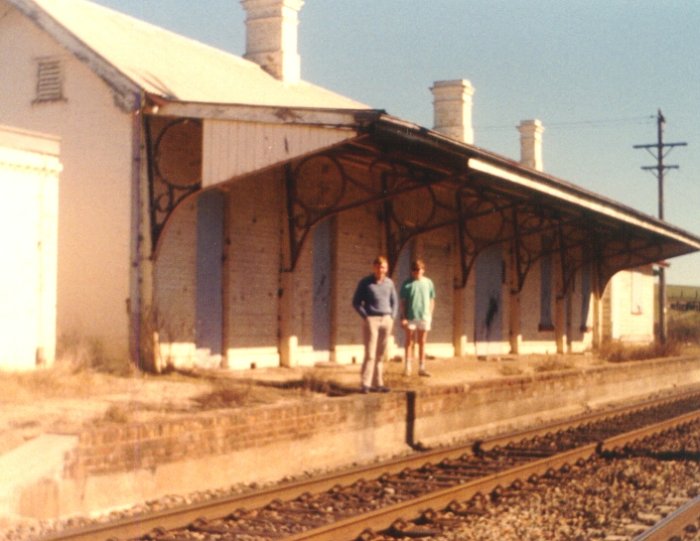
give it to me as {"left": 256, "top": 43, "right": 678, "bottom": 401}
{"left": 34, "top": 58, "right": 64, "bottom": 103}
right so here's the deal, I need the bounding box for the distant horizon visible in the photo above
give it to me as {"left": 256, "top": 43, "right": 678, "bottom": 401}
{"left": 663, "top": 284, "right": 700, "bottom": 292}
{"left": 94, "top": 0, "right": 700, "bottom": 286}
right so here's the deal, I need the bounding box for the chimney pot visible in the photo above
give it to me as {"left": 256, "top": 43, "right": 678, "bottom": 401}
{"left": 241, "top": 0, "right": 304, "bottom": 83}
{"left": 431, "top": 79, "right": 475, "bottom": 144}
{"left": 518, "top": 119, "right": 544, "bottom": 171}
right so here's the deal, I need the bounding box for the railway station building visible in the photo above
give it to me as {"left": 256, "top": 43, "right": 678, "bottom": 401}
{"left": 1, "top": 0, "right": 699, "bottom": 372}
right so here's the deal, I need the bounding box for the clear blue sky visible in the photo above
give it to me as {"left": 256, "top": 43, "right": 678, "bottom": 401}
{"left": 95, "top": 0, "right": 700, "bottom": 285}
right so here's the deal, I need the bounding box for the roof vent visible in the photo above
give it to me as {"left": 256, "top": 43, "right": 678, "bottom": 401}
{"left": 241, "top": 0, "right": 304, "bottom": 84}
{"left": 431, "top": 80, "right": 475, "bottom": 144}
{"left": 34, "top": 58, "right": 64, "bottom": 103}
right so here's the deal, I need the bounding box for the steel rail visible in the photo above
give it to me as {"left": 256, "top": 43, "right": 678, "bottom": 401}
{"left": 285, "top": 410, "right": 700, "bottom": 541}
{"left": 39, "top": 389, "right": 700, "bottom": 541}
{"left": 601, "top": 409, "right": 700, "bottom": 452}
{"left": 283, "top": 443, "right": 599, "bottom": 541}
{"left": 634, "top": 495, "right": 700, "bottom": 541}
{"left": 473, "top": 387, "right": 699, "bottom": 452}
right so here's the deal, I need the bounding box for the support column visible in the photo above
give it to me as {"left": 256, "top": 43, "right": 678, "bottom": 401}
{"left": 554, "top": 256, "right": 566, "bottom": 354}
{"left": 278, "top": 271, "right": 298, "bottom": 367}
{"left": 592, "top": 290, "right": 602, "bottom": 350}
{"left": 565, "top": 290, "right": 573, "bottom": 353}
{"left": 453, "top": 289, "right": 467, "bottom": 356}
{"left": 329, "top": 216, "right": 339, "bottom": 363}
{"left": 134, "top": 108, "right": 159, "bottom": 372}
{"left": 508, "top": 243, "right": 521, "bottom": 354}
{"left": 279, "top": 167, "right": 299, "bottom": 367}
{"left": 591, "top": 268, "right": 604, "bottom": 350}
{"left": 452, "top": 225, "right": 468, "bottom": 356}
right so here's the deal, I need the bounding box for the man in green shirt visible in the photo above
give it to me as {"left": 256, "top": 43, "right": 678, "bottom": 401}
{"left": 400, "top": 259, "right": 436, "bottom": 377}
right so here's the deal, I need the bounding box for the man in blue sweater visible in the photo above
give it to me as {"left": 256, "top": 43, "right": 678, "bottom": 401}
{"left": 352, "top": 256, "right": 398, "bottom": 393}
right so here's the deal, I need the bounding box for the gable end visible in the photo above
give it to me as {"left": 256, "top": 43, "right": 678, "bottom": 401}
{"left": 8, "top": 0, "right": 140, "bottom": 112}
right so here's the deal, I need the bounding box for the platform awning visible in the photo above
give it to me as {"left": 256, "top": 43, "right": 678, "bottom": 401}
{"left": 144, "top": 102, "right": 700, "bottom": 293}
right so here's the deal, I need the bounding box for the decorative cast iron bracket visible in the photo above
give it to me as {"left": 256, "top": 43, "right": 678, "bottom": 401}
{"left": 283, "top": 152, "right": 451, "bottom": 272}
{"left": 145, "top": 116, "right": 203, "bottom": 252}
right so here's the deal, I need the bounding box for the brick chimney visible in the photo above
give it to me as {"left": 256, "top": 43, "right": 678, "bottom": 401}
{"left": 518, "top": 119, "right": 544, "bottom": 171}
{"left": 241, "top": 0, "right": 304, "bottom": 83}
{"left": 431, "top": 80, "right": 475, "bottom": 144}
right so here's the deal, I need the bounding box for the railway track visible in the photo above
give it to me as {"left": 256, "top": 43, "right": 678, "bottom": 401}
{"left": 40, "top": 389, "right": 700, "bottom": 541}
{"left": 634, "top": 495, "right": 700, "bottom": 541}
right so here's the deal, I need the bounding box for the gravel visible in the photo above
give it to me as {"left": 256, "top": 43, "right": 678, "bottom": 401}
{"left": 435, "top": 457, "right": 700, "bottom": 541}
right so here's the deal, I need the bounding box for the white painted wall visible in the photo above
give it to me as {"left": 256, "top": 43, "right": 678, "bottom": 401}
{"left": 0, "top": 8, "right": 134, "bottom": 358}
{"left": 606, "top": 266, "right": 655, "bottom": 343}
{"left": 0, "top": 126, "right": 61, "bottom": 370}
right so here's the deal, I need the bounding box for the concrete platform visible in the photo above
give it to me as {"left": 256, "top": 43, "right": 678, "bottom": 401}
{"left": 220, "top": 352, "right": 600, "bottom": 391}
{"left": 3, "top": 353, "right": 700, "bottom": 521}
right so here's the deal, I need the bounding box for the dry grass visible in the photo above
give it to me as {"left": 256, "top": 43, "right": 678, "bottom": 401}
{"left": 0, "top": 363, "right": 134, "bottom": 403}
{"left": 532, "top": 357, "right": 575, "bottom": 373}
{"left": 669, "top": 311, "right": 700, "bottom": 344}
{"left": 101, "top": 403, "right": 132, "bottom": 424}
{"left": 192, "top": 384, "right": 254, "bottom": 409}
{"left": 56, "top": 332, "right": 135, "bottom": 376}
{"left": 681, "top": 344, "right": 700, "bottom": 356}
{"left": 599, "top": 339, "right": 682, "bottom": 363}
{"left": 498, "top": 363, "right": 525, "bottom": 376}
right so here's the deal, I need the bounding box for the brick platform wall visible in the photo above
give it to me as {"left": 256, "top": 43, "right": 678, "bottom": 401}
{"left": 41, "top": 356, "right": 700, "bottom": 519}
{"left": 64, "top": 393, "right": 407, "bottom": 479}
{"left": 412, "top": 357, "right": 700, "bottom": 446}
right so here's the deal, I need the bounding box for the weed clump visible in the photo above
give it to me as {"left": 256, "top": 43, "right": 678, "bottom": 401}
{"left": 56, "top": 332, "right": 134, "bottom": 376}
{"left": 101, "top": 404, "right": 132, "bottom": 424}
{"left": 599, "top": 339, "right": 681, "bottom": 363}
{"left": 498, "top": 364, "right": 524, "bottom": 376}
{"left": 668, "top": 311, "right": 700, "bottom": 344}
{"left": 192, "top": 384, "right": 253, "bottom": 409}
{"left": 532, "top": 357, "right": 574, "bottom": 373}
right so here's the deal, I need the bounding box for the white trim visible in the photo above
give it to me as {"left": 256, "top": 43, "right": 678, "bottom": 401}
{"left": 155, "top": 101, "right": 373, "bottom": 127}
{"left": 468, "top": 158, "right": 700, "bottom": 247}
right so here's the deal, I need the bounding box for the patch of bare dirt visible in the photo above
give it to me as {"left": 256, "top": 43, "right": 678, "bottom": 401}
{"left": 0, "top": 364, "right": 321, "bottom": 455}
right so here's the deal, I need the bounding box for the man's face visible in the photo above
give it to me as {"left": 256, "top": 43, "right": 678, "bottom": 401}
{"left": 374, "top": 261, "right": 388, "bottom": 280}
{"left": 411, "top": 267, "right": 424, "bottom": 278}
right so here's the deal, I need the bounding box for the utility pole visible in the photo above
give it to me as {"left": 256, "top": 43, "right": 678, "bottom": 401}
{"left": 633, "top": 110, "right": 686, "bottom": 344}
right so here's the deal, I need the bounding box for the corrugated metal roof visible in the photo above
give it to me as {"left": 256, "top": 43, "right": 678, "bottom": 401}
{"left": 16, "top": 0, "right": 368, "bottom": 109}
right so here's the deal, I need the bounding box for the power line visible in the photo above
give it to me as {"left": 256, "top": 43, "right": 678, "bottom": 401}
{"left": 477, "top": 115, "right": 654, "bottom": 132}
